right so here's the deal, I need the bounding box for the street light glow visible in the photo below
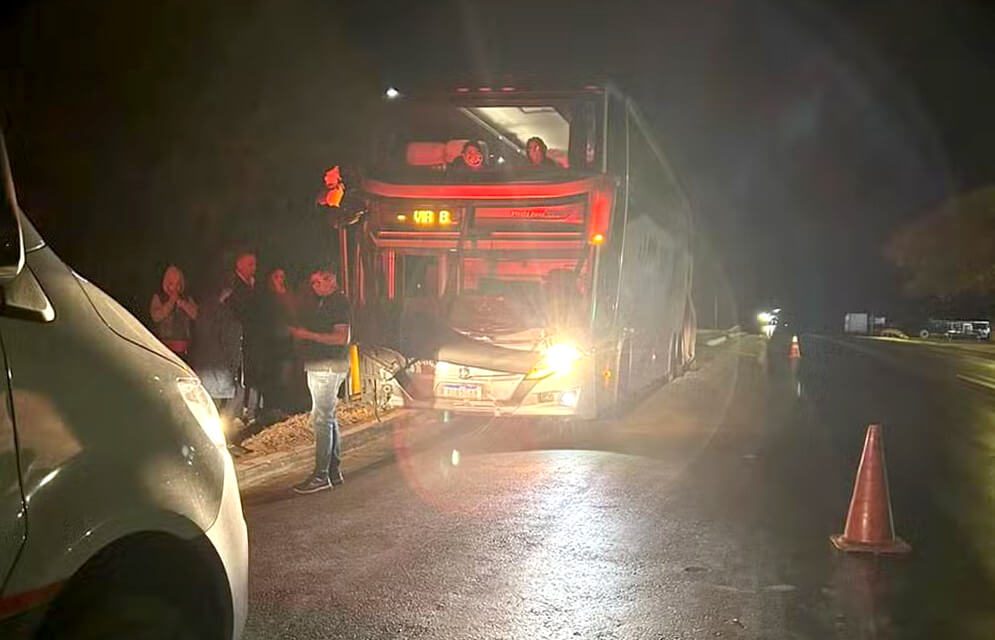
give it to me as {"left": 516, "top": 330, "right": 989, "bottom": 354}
{"left": 385, "top": 86, "right": 400, "bottom": 99}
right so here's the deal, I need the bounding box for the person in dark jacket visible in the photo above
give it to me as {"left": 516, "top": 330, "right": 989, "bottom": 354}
{"left": 192, "top": 292, "right": 240, "bottom": 401}
{"left": 223, "top": 249, "right": 264, "bottom": 423}
{"left": 256, "top": 267, "right": 299, "bottom": 421}
{"left": 191, "top": 280, "right": 242, "bottom": 438}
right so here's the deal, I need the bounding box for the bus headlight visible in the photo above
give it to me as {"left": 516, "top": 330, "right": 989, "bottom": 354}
{"left": 177, "top": 378, "right": 226, "bottom": 446}
{"left": 527, "top": 343, "right": 582, "bottom": 380}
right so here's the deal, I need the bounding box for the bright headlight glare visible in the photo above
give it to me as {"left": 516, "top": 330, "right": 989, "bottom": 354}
{"left": 560, "top": 389, "right": 580, "bottom": 408}
{"left": 527, "top": 343, "right": 582, "bottom": 380}
{"left": 177, "top": 378, "right": 226, "bottom": 446}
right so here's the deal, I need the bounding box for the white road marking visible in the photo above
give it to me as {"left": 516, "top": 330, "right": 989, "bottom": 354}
{"left": 956, "top": 374, "right": 995, "bottom": 392}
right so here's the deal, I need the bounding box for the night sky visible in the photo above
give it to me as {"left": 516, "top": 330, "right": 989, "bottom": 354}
{"left": 2, "top": 0, "right": 993, "bottom": 328}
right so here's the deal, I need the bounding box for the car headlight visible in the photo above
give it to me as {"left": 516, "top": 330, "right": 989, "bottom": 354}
{"left": 177, "top": 378, "right": 226, "bottom": 446}
{"left": 527, "top": 342, "right": 582, "bottom": 380}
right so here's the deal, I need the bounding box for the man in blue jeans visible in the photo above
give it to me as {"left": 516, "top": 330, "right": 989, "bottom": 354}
{"left": 290, "top": 267, "right": 352, "bottom": 494}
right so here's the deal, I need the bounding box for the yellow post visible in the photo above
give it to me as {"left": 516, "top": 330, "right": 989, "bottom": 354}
{"left": 349, "top": 344, "right": 362, "bottom": 398}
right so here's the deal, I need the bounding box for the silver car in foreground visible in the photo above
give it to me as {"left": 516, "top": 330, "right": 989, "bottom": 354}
{"left": 0, "top": 135, "right": 247, "bottom": 638}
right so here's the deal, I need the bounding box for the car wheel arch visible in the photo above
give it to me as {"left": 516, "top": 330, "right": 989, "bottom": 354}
{"left": 38, "top": 530, "right": 232, "bottom": 639}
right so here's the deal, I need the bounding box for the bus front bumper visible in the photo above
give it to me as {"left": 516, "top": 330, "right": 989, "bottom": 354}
{"left": 398, "top": 365, "right": 594, "bottom": 418}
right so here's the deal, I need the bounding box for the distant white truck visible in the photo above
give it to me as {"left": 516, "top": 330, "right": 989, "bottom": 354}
{"left": 917, "top": 318, "right": 991, "bottom": 341}
{"left": 844, "top": 312, "right": 886, "bottom": 335}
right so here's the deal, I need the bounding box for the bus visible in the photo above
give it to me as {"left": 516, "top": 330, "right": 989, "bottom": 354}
{"left": 342, "top": 84, "right": 695, "bottom": 419}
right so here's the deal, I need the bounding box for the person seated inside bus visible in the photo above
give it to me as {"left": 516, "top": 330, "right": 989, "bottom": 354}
{"left": 525, "top": 136, "right": 560, "bottom": 169}
{"left": 448, "top": 140, "right": 487, "bottom": 173}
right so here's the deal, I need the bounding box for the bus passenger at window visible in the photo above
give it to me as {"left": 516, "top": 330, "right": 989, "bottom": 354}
{"left": 526, "top": 137, "right": 559, "bottom": 169}
{"left": 449, "top": 140, "right": 486, "bottom": 172}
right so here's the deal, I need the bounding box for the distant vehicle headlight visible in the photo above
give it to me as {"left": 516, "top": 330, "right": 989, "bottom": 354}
{"left": 527, "top": 342, "right": 582, "bottom": 380}
{"left": 177, "top": 378, "right": 226, "bottom": 446}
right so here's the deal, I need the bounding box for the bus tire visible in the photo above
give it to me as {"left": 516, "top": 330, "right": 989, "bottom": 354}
{"left": 919, "top": 329, "right": 929, "bottom": 339}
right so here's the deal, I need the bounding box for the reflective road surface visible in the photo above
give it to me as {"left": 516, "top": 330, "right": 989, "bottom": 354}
{"left": 242, "top": 334, "right": 995, "bottom": 639}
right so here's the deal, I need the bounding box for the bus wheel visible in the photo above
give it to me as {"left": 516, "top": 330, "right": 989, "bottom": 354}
{"left": 919, "top": 329, "right": 929, "bottom": 339}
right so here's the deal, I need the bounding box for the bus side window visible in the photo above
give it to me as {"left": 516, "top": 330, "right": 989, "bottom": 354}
{"left": 590, "top": 95, "right": 628, "bottom": 333}
{"left": 568, "top": 98, "right": 602, "bottom": 170}
{"left": 606, "top": 94, "right": 628, "bottom": 176}
{"left": 627, "top": 107, "right": 688, "bottom": 237}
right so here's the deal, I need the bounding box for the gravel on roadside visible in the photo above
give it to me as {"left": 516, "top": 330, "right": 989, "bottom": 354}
{"left": 237, "top": 402, "right": 394, "bottom": 461}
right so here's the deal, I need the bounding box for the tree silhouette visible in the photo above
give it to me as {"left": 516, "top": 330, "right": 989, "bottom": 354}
{"left": 885, "top": 187, "right": 995, "bottom": 300}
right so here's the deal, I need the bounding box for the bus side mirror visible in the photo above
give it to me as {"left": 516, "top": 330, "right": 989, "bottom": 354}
{"left": 318, "top": 164, "right": 366, "bottom": 227}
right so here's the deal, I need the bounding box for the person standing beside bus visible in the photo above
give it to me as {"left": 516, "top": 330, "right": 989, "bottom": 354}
{"left": 149, "top": 264, "right": 198, "bottom": 357}
{"left": 191, "top": 275, "right": 242, "bottom": 434}
{"left": 257, "top": 267, "right": 299, "bottom": 421}
{"left": 225, "top": 249, "right": 264, "bottom": 424}
{"left": 290, "top": 266, "right": 352, "bottom": 494}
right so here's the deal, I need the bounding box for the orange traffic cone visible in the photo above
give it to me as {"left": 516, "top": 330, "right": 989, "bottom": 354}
{"left": 831, "top": 424, "right": 911, "bottom": 554}
{"left": 788, "top": 335, "right": 801, "bottom": 359}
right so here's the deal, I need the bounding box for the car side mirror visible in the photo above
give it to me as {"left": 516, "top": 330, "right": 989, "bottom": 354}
{"left": 0, "top": 134, "right": 25, "bottom": 285}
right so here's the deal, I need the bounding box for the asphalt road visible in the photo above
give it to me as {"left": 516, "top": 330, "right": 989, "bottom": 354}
{"left": 241, "top": 334, "right": 995, "bottom": 639}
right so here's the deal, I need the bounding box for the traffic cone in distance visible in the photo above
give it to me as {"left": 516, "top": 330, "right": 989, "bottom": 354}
{"left": 831, "top": 424, "right": 911, "bottom": 555}
{"left": 789, "top": 335, "right": 801, "bottom": 359}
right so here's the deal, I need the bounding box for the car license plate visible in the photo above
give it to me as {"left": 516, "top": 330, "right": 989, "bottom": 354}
{"left": 440, "top": 383, "right": 482, "bottom": 400}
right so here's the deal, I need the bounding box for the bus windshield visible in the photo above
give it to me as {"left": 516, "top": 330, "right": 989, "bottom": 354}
{"left": 447, "top": 255, "right": 591, "bottom": 337}
{"left": 373, "top": 96, "right": 603, "bottom": 182}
